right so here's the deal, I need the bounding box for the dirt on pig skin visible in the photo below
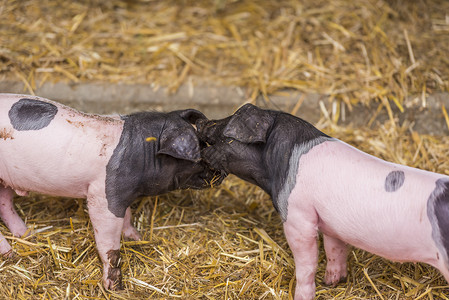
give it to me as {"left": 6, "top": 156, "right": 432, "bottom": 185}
{"left": 107, "top": 249, "right": 122, "bottom": 290}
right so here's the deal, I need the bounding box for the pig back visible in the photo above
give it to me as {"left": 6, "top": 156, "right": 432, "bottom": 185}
{"left": 289, "top": 139, "right": 444, "bottom": 263}
{"left": 0, "top": 94, "right": 123, "bottom": 198}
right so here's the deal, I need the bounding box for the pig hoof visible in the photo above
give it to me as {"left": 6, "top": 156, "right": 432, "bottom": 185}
{"left": 122, "top": 227, "right": 142, "bottom": 241}
{"left": 11, "top": 226, "right": 30, "bottom": 238}
{"left": 324, "top": 271, "right": 347, "bottom": 287}
{"left": 106, "top": 268, "right": 123, "bottom": 290}
{"left": 105, "top": 249, "right": 123, "bottom": 290}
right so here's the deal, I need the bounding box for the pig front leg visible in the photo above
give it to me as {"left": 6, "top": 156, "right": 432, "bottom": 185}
{"left": 87, "top": 194, "right": 124, "bottom": 290}
{"left": 122, "top": 207, "right": 141, "bottom": 241}
{"left": 284, "top": 210, "right": 319, "bottom": 300}
{"left": 323, "top": 234, "right": 348, "bottom": 286}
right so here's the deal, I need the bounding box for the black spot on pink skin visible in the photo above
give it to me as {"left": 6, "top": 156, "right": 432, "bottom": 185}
{"left": 8, "top": 98, "right": 58, "bottom": 131}
{"left": 385, "top": 170, "right": 405, "bottom": 192}
{"left": 107, "top": 249, "right": 122, "bottom": 290}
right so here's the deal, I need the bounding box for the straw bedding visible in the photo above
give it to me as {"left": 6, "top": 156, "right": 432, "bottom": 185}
{"left": 1, "top": 0, "right": 449, "bottom": 299}
{"left": 2, "top": 122, "right": 449, "bottom": 299}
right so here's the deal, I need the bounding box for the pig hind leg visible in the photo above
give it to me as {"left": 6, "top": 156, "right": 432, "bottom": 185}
{"left": 0, "top": 186, "right": 28, "bottom": 257}
{"left": 122, "top": 207, "right": 141, "bottom": 241}
{"left": 323, "top": 234, "right": 348, "bottom": 286}
{"left": 87, "top": 194, "right": 125, "bottom": 290}
{"left": 0, "top": 187, "right": 28, "bottom": 237}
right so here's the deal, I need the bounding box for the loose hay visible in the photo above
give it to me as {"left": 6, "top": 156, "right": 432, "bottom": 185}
{"left": 1, "top": 0, "right": 449, "bottom": 299}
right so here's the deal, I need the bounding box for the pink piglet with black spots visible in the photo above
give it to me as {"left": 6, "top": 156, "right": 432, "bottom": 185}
{"left": 197, "top": 103, "right": 449, "bottom": 300}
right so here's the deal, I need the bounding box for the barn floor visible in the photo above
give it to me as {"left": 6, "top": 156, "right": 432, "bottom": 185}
{"left": 1, "top": 0, "right": 449, "bottom": 299}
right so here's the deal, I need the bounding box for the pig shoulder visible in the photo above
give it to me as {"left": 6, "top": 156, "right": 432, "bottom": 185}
{"left": 263, "top": 113, "right": 332, "bottom": 221}
{"left": 105, "top": 112, "right": 166, "bottom": 218}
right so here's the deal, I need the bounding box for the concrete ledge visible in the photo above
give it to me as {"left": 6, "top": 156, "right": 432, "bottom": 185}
{"left": 1, "top": 80, "right": 448, "bottom": 135}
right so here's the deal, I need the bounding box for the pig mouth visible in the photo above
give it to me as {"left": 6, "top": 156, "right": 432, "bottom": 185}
{"left": 177, "top": 169, "right": 227, "bottom": 190}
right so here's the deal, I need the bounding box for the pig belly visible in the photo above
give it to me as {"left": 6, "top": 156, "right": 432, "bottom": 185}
{"left": 290, "top": 140, "right": 444, "bottom": 264}
{"left": 0, "top": 95, "right": 123, "bottom": 198}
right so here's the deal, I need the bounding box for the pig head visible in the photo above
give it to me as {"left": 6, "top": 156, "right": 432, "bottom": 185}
{"left": 0, "top": 94, "right": 224, "bottom": 290}
{"left": 197, "top": 103, "right": 449, "bottom": 300}
{"left": 105, "top": 109, "right": 223, "bottom": 217}
{"left": 197, "top": 103, "right": 329, "bottom": 218}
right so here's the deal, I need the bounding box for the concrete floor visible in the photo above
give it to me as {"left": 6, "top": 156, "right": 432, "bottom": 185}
{"left": 1, "top": 79, "right": 448, "bottom": 135}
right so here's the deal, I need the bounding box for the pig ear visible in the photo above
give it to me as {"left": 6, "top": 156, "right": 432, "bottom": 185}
{"left": 223, "top": 104, "right": 274, "bottom": 143}
{"left": 157, "top": 127, "right": 201, "bottom": 162}
{"left": 176, "top": 109, "right": 207, "bottom": 124}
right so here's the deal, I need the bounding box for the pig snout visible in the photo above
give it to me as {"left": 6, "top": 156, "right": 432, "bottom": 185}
{"left": 195, "top": 118, "right": 224, "bottom": 145}
{"left": 195, "top": 119, "right": 210, "bottom": 142}
{"left": 196, "top": 119, "right": 233, "bottom": 173}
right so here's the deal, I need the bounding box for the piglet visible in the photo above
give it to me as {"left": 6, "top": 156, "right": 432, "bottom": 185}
{"left": 197, "top": 103, "right": 449, "bottom": 300}
{"left": 0, "top": 93, "right": 224, "bottom": 290}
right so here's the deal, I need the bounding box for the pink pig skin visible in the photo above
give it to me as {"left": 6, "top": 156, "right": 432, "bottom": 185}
{"left": 0, "top": 94, "right": 138, "bottom": 289}
{"left": 284, "top": 140, "right": 448, "bottom": 300}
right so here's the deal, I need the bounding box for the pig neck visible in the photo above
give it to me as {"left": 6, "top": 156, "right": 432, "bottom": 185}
{"left": 234, "top": 144, "right": 272, "bottom": 195}
{"left": 105, "top": 112, "right": 170, "bottom": 218}
{"left": 262, "top": 113, "right": 332, "bottom": 221}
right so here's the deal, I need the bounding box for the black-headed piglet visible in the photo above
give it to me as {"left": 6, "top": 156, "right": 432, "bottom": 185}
{"left": 0, "top": 94, "right": 225, "bottom": 290}
{"left": 197, "top": 103, "right": 449, "bottom": 300}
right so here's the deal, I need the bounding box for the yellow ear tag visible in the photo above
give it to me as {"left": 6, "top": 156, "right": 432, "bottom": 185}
{"left": 145, "top": 137, "right": 157, "bottom": 142}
